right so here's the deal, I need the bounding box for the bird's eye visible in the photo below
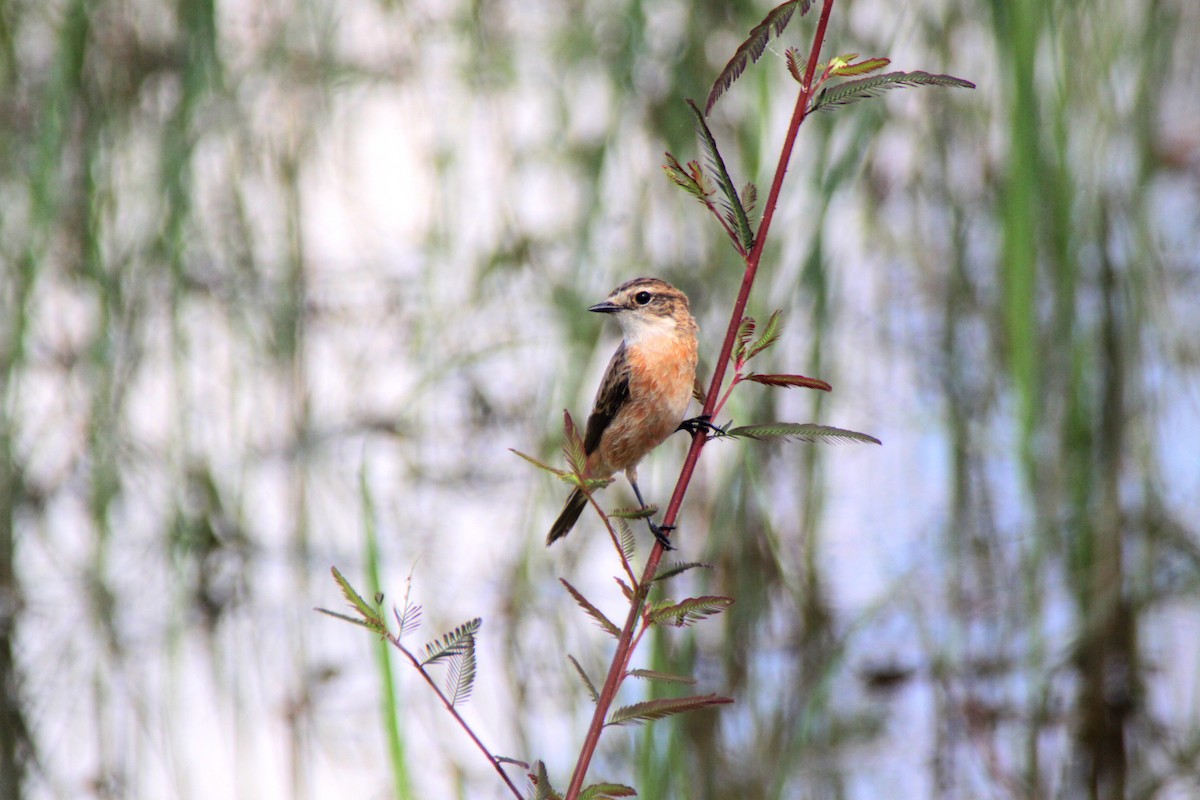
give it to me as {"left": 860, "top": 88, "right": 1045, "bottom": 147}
{"left": 634, "top": 291, "right": 652, "bottom": 305}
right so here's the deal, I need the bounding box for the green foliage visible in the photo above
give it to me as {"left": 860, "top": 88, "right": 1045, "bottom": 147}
{"left": 662, "top": 153, "right": 715, "bottom": 202}
{"left": 810, "top": 70, "right": 975, "bottom": 113}
{"left": 420, "top": 619, "right": 482, "bottom": 666}
{"left": 610, "top": 506, "right": 657, "bottom": 520}
{"left": 617, "top": 520, "right": 636, "bottom": 562}
{"left": 560, "top": 579, "right": 621, "bottom": 638}
{"left": 647, "top": 595, "right": 734, "bottom": 628}
{"left": 706, "top": 0, "right": 815, "bottom": 113}
{"left": 561, "top": 410, "right": 588, "bottom": 476}
{"left": 360, "top": 467, "right": 415, "bottom": 799}
{"left": 578, "top": 784, "right": 637, "bottom": 799}
{"left": 829, "top": 55, "right": 890, "bottom": 76}
{"left": 741, "top": 182, "right": 758, "bottom": 223}
{"left": 733, "top": 316, "right": 757, "bottom": 363}
{"left": 628, "top": 669, "right": 697, "bottom": 686}
{"left": 532, "top": 761, "right": 561, "bottom": 800}
{"left": 745, "top": 309, "right": 784, "bottom": 360}
{"left": 724, "top": 422, "right": 881, "bottom": 445}
{"left": 652, "top": 561, "right": 713, "bottom": 583}
{"left": 509, "top": 448, "right": 569, "bottom": 478}
{"left": 316, "top": 567, "right": 387, "bottom": 635}
{"left": 607, "top": 694, "right": 734, "bottom": 727}
{"left": 686, "top": 100, "right": 755, "bottom": 254}
{"left": 568, "top": 655, "right": 600, "bottom": 702}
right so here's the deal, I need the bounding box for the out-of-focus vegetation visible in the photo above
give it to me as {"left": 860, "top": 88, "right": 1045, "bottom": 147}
{"left": 0, "top": 0, "right": 1197, "bottom": 797}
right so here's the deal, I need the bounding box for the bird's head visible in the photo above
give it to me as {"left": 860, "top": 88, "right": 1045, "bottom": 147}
{"left": 589, "top": 277, "right": 695, "bottom": 344}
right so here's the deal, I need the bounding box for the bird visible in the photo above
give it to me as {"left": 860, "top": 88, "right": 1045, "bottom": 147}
{"left": 547, "top": 277, "right": 699, "bottom": 546}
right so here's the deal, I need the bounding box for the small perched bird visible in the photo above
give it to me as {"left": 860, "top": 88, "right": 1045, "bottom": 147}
{"left": 547, "top": 277, "right": 699, "bottom": 546}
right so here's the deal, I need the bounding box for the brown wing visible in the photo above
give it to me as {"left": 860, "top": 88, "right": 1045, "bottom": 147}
{"left": 583, "top": 341, "right": 631, "bottom": 455}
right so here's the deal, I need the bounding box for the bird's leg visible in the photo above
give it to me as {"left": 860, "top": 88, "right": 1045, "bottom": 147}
{"left": 676, "top": 414, "right": 721, "bottom": 437}
{"left": 630, "top": 478, "right": 675, "bottom": 551}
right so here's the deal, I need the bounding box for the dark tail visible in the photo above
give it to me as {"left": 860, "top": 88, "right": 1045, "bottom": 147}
{"left": 546, "top": 488, "right": 588, "bottom": 545}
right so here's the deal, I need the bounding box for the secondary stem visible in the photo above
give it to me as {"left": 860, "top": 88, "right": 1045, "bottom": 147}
{"left": 397, "top": 644, "right": 524, "bottom": 799}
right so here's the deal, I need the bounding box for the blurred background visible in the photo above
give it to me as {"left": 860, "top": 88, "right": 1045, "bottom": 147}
{"left": 1, "top": 0, "right": 1198, "bottom": 797}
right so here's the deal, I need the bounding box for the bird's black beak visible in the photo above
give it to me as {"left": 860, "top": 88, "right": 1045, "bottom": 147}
{"left": 588, "top": 300, "right": 621, "bottom": 313}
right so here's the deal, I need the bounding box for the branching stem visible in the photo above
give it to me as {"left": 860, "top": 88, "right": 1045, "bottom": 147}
{"left": 394, "top": 640, "right": 524, "bottom": 799}
{"left": 562, "top": 2, "right": 837, "bottom": 797}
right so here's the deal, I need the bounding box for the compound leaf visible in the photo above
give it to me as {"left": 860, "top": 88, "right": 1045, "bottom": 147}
{"left": 561, "top": 579, "right": 620, "bottom": 638}
{"left": 745, "top": 309, "right": 783, "bottom": 359}
{"left": 444, "top": 633, "right": 477, "bottom": 706}
{"left": 608, "top": 694, "right": 734, "bottom": 727}
{"left": 579, "top": 784, "right": 637, "bottom": 799}
{"left": 811, "top": 70, "right": 975, "bottom": 113}
{"left": 653, "top": 560, "right": 713, "bottom": 583}
{"left": 420, "top": 618, "right": 481, "bottom": 666}
{"left": 629, "top": 668, "right": 697, "bottom": 686}
{"left": 568, "top": 655, "right": 600, "bottom": 703}
{"left": 648, "top": 595, "right": 734, "bottom": 627}
{"left": 725, "top": 423, "right": 882, "bottom": 445}
{"left": 706, "top": 0, "right": 815, "bottom": 114}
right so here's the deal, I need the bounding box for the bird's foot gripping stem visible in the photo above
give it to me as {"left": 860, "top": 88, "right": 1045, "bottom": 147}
{"left": 648, "top": 521, "right": 675, "bottom": 550}
{"left": 677, "top": 414, "right": 724, "bottom": 438}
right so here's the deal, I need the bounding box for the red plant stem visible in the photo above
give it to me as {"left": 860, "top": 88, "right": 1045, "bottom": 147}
{"left": 562, "top": 3, "right": 836, "bottom": 798}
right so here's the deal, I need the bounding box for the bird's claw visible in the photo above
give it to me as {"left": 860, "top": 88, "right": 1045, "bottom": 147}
{"left": 677, "top": 415, "right": 730, "bottom": 439}
{"left": 648, "top": 521, "right": 676, "bottom": 550}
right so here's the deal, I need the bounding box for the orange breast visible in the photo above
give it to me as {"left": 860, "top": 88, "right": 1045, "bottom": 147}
{"left": 592, "top": 336, "right": 697, "bottom": 475}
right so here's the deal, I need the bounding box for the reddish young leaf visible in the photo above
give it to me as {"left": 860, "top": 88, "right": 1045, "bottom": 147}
{"left": 744, "top": 373, "right": 833, "bottom": 392}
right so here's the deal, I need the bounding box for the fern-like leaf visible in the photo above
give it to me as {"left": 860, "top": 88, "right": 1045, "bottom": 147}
{"left": 568, "top": 655, "right": 600, "bottom": 702}
{"left": 725, "top": 423, "right": 882, "bottom": 445}
{"left": 608, "top": 694, "right": 734, "bottom": 727}
{"left": 653, "top": 560, "right": 713, "bottom": 583}
{"left": 733, "top": 316, "right": 756, "bottom": 363}
{"left": 420, "top": 618, "right": 481, "bottom": 666}
{"left": 785, "top": 47, "right": 806, "bottom": 84}
{"left": 811, "top": 70, "right": 975, "bottom": 113}
{"left": 706, "top": 0, "right": 815, "bottom": 114}
{"left": 614, "top": 577, "right": 634, "bottom": 602}
{"left": 315, "top": 607, "right": 381, "bottom": 631}
{"left": 744, "top": 373, "right": 832, "bottom": 392}
{"left": 560, "top": 579, "right": 620, "bottom": 638}
{"left": 686, "top": 100, "right": 753, "bottom": 253}
{"left": 629, "top": 668, "right": 697, "bottom": 686}
{"left": 392, "top": 572, "right": 422, "bottom": 640}
{"left": 648, "top": 595, "right": 735, "bottom": 627}
{"left": 742, "top": 182, "right": 758, "bottom": 222}
{"left": 393, "top": 602, "right": 422, "bottom": 640}
{"left": 579, "top": 784, "right": 637, "bottom": 799}
{"left": 317, "top": 567, "right": 387, "bottom": 633}
{"left": 444, "top": 632, "right": 477, "bottom": 706}
{"left": 562, "top": 410, "right": 587, "bottom": 475}
{"left": 617, "top": 520, "right": 636, "bottom": 562}
{"left": 745, "top": 309, "right": 783, "bottom": 359}
{"left": 662, "top": 153, "right": 714, "bottom": 200}
{"left": 509, "top": 448, "right": 568, "bottom": 478}
{"left": 831, "top": 56, "right": 890, "bottom": 76}
{"left": 610, "top": 505, "right": 657, "bottom": 520}
{"left": 532, "top": 761, "right": 562, "bottom": 800}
